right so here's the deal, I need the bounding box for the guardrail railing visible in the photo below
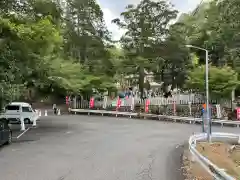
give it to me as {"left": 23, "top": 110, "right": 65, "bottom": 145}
{"left": 189, "top": 132, "right": 239, "bottom": 180}
{"left": 69, "top": 109, "right": 240, "bottom": 128}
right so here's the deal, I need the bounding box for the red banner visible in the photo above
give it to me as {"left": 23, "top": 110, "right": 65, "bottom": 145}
{"left": 116, "top": 97, "right": 121, "bottom": 111}
{"left": 145, "top": 99, "right": 150, "bottom": 113}
{"left": 66, "top": 96, "right": 69, "bottom": 105}
{"left": 89, "top": 97, "right": 94, "bottom": 108}
{"left": 237, "top": 108, "right": 240, "bottom": 120}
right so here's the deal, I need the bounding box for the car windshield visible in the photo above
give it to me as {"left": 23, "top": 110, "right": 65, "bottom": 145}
{"left": 5, "top": 105, "right": 20, "bottom": 111}
{"left": 22, "top": 106, "right": 32, "bottom": 112}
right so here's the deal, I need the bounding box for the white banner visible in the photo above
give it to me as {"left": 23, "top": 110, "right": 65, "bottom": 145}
{"left": 131, "top": 96, "right": 135, "bottom": 111}
{"left": 188, "top": 101, "right": 192, "bottom": 116}
{"left": 103, "top": 96, "right": 108, "bottom": 109}
{"left": 216, "top": 104, "right": 221, "bottom": 118}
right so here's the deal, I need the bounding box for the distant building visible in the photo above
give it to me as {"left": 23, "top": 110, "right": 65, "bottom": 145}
{"left": 116, "top": 69, "right": 162, "bottom": 90}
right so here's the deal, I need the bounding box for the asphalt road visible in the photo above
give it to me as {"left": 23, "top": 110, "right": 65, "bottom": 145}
{"left": 0, "top": 115, "right": 239, "bottom": 180}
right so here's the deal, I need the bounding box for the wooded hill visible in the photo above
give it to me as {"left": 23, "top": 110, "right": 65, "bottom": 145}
{"left": 0, "top": 0, "right": 239, "bottom": 105}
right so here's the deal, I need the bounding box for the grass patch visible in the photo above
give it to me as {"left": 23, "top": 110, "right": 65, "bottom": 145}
{"left": 182, "top": 149, "right": 213, "bottom": 180}
{"left": 196, "top": 142, "right": 240, "bottom": 179}
{"left": 182, "top": 142, "right": 240, "bottom": 179}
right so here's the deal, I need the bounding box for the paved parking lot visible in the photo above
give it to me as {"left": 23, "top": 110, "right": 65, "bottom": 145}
{"left": 1, "top": 115, "right": 239, "bottom": 180}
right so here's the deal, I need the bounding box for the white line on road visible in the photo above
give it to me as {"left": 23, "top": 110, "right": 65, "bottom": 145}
{"left": 16, "top": 127, "right": 31, "bottom": 139}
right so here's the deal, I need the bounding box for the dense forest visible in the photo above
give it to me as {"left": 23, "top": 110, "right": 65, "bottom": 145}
{"left": 0, "top": 0, "right": 239, "bottom": 105}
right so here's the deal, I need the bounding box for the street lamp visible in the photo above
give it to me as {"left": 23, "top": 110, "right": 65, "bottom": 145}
{"left": 186, "top": 44, "right": 211, "bottom": 142}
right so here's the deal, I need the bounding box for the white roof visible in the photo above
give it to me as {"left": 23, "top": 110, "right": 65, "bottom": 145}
{"left": 9, "top": 102, "right": 31, "bottom": 106}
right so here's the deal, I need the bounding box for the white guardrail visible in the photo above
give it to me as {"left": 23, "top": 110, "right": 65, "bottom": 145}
{"left": 69, "top": 109, "right": 240, "bottom": 128}
{"left": 189, "top": 133, "right": 240, "bottom": 180}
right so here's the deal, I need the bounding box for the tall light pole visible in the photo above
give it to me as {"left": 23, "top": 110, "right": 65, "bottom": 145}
{"left": 0, "top": 39, "right": 4, "bottom": 112}
{"left": 186, "top": 44, "right": 211, "bottom": 142}
{"left": 1, "top": 87, "right": 3, "bottom": 111}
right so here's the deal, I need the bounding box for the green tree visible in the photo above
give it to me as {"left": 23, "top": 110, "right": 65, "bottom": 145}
{"left": 186, "top": 65, "right": 239, "bottom": 98}
{"left": 63, "top": 0, "right": 110, "bottom": 66}
{"left": 157, "top": 22, "right": 190, "bottom": 89}
{"left": 179, "top": 0, "right": 240, "bottom": 96}
{"left": 112, "top": 0, "right": 178, "bottom": 98}
{"left": 0, "top": 13, "right": 62, "bottom": 99}
{"left": 0, "top": 0, "right": 118, "bottom": 104}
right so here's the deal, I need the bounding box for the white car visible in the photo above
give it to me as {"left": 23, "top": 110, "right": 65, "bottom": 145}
{"left": 0, "top": 102, "right": 39, "bottom": 124}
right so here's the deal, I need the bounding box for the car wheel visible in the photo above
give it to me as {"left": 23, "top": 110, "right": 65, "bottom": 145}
{"left": 6, "top": 131, "right": 12, "bottom": 145}
{"left": 24, "top": 118, "right": 31, "bottom": 124}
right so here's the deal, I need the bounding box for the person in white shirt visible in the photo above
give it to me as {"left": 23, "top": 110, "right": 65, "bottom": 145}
{"left": 53, "top": 104, "right": 57, "bottom": 115}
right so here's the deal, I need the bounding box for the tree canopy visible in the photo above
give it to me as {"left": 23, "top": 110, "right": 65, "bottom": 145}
{"left": 0, "top": 0, "right": 239, "bottom": 106}
{"left": 186, "top": 65, "right": 239, "bottom": 98}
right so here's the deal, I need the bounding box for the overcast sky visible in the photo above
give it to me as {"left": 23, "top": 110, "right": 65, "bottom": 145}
{"left": 98, "top": 0, "right": 203, "bottom": 40}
